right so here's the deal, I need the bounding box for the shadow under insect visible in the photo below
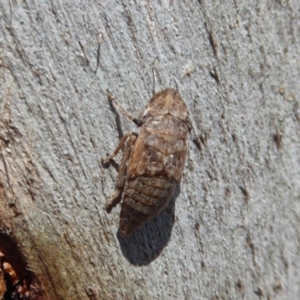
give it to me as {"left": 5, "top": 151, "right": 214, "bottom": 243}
{"left": 117, "top": 185, "right": 179, "bottom": 266}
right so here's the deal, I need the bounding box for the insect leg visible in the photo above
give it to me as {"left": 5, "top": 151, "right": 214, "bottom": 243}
{"left": 101, "top": 133, "right": 133, "bottom": 164}
{"left": 105, "top": 133, "right": 137, "bottom": 212}
{"left": 107, "top": 91, "right": 142, "bottom": 126}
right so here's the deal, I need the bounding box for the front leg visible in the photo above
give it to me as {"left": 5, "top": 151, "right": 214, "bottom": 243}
{"left": 107, "top": 91, "right": 143, "bottom": 127}
{"left": 103, "top": 133, "right": 137, "bottom": 212}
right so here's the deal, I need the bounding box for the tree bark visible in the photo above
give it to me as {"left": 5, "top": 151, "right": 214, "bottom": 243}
{"left": 0, "top": 1, "right": 299, "bottom": 299}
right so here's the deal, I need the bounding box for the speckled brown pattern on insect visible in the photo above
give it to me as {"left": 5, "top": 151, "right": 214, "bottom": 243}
{"left": 102, "top": 88, "right": 191, "bottom": 236}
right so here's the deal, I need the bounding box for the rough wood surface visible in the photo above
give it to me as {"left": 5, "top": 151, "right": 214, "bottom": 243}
{"left": 0, "top": 1, "right": 299, "bottom": 299}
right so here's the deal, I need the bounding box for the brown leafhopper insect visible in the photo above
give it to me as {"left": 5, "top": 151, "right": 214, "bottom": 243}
{"left": 102, "top": 88, "right": 191, "bottom": 236}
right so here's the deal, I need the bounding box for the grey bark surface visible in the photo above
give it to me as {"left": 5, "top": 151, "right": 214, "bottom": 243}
{"left": 0, "top": 1, "right": 299, "bottom": 299}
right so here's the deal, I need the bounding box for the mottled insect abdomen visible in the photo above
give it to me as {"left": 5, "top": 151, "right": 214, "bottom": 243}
{"left": 119, "top": 177, "right": 176, "bottom": 236}
{"left": 102, "top": 88, "right": 191, "bottom": 236}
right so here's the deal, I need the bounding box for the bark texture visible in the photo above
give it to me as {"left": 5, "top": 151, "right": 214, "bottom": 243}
{"left": 0, "top": 1, "right": 299, "bottom": 299}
